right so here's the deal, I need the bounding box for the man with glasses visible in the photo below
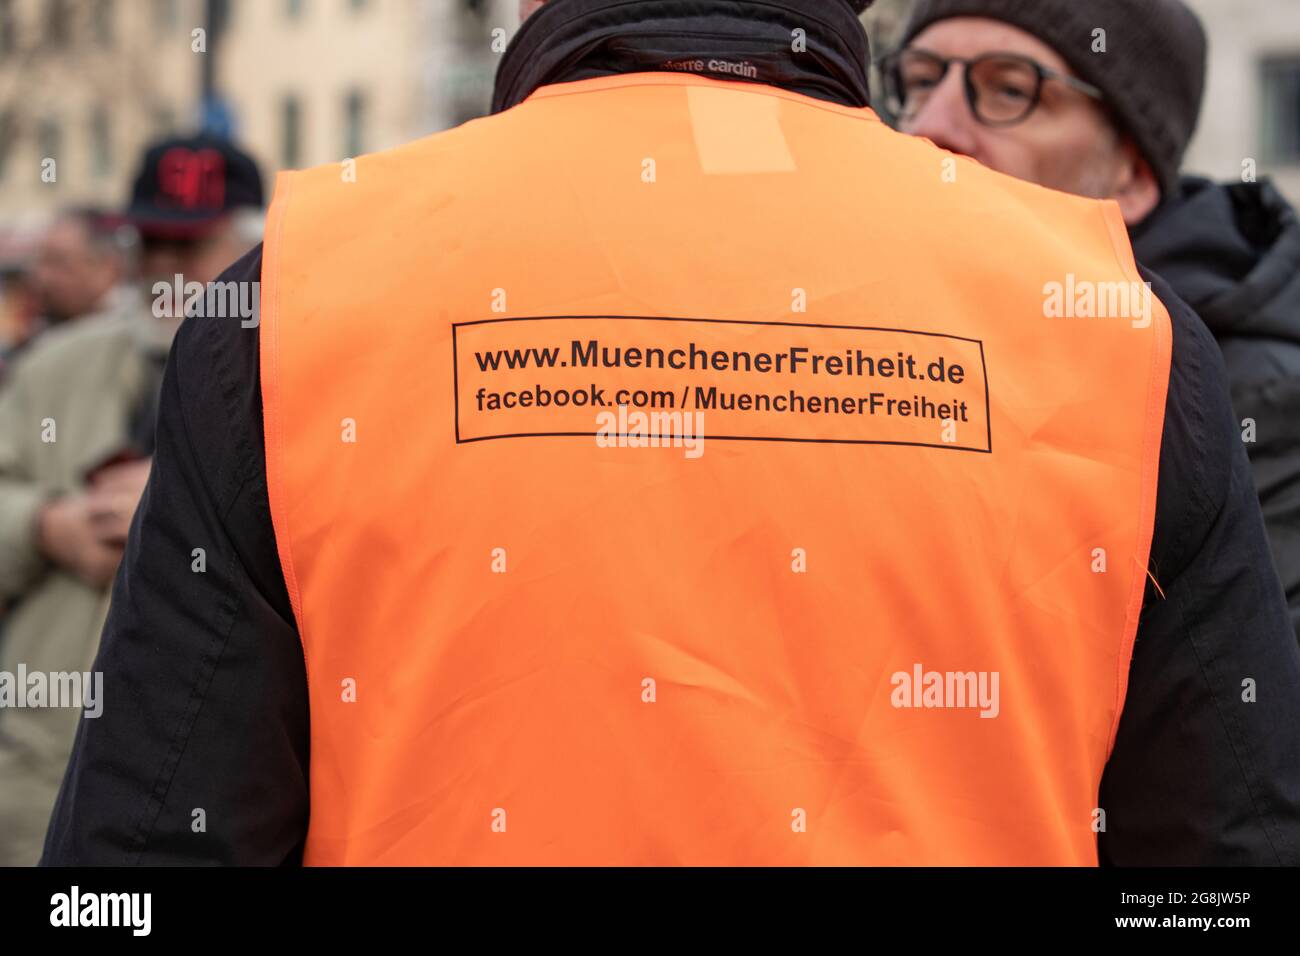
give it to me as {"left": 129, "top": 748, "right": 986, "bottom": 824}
{"left": 888, "top": 0, "right": 1300, "bottom": 646}
{"left": 883, "top": 0, "right": 1300, "bottom": 862}
{"left": 882, "top": 16, "right": 1167, "bottom": 220}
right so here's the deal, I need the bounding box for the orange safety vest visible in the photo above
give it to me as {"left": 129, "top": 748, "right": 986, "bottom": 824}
{"left": 260, "top": 73, "right": 1171, "bottom": 865}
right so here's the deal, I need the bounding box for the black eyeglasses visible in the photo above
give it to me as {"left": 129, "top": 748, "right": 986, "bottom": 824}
{"left": 879, "top": 49, "right": 1104, "bottom": 127}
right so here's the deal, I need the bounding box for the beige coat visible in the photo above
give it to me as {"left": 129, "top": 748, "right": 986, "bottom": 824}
{"left": 0, "top": 290, "right": 176, "bottom": 865}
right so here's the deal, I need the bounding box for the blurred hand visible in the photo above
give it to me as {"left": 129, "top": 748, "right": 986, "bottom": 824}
{"left": 37, "top": 494, "right": 125, "bottom": 588}
{"left": 86, "top": 458, "right": 153, "bottom": 546}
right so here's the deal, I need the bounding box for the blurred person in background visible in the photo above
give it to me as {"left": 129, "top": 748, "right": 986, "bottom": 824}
{"left": 887, "top": 0, "right": 1300, "bottom": 642}
{"left": 25, "top": 209, "right": 129, "bottom": 344}
{"left": 0, "top": 134, "right": 263, "bottom": 866}
{"left": 0, "top": 266, "right": 39, "bottom": 374}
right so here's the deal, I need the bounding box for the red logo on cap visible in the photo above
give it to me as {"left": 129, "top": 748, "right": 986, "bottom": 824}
{"left": 157, "top": 148, "right": 226, "bottom": 210}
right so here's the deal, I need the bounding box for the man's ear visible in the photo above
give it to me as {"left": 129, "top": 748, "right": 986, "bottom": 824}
{"left": 1111, "top": 139, "right": 1161, "bottom": 227}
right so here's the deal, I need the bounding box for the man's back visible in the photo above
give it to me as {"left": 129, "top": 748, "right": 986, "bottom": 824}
{"left": 260, "top": 72, "right": 1169, "bottom": 864}
{"left": 42, "top": 0, "right": 1300, "bottom": 866}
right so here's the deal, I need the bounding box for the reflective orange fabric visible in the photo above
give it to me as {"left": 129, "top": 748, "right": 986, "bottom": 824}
{"left": 260, "top": 73, "right": 1171, "bottom": 865}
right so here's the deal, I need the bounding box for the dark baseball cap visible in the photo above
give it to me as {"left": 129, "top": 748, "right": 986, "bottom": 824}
{"left": 126, "top": 134, "right": 264, "bottom": 238}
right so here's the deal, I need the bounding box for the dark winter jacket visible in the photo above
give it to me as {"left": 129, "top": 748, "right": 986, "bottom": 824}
{"left": 1133, "top": 177, "right": 1300, "bottom": 641}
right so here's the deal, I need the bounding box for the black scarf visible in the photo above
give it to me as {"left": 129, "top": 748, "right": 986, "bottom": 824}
{"left": 492, "top": 0, "right": 872, "bottom": 114}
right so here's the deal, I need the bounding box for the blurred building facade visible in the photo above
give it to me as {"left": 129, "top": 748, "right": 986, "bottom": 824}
{"left": 0, "top": 0, "right": 205, "bottom": 221}
{"left": 0, "top": 0, "right": 518, "bottom": 218}
{"left": 0, "top": 0, "right": 1297, "bottom": 218}
{"left": 1183, "top": 0, "right": 1300, "bottom": 201}
{"left": 219, "top": 0, "right": 516, "bottom": 180}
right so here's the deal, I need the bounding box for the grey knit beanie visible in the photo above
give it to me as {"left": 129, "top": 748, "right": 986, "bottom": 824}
{"left": 899, "top": 0, "right": 1208, "bottom": 198}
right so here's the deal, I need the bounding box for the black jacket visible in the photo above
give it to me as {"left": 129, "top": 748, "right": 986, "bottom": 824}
{"left": 42, "top": 0, "right": 1300, "bottom": 865}
{"left": 1133, "top": 177, "right": 1300, "bottom": 641}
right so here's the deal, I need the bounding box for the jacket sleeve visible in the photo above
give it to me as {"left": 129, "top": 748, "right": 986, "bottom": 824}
{"left": 0, "top": 358, "right": 54, "bottom": 601}
{"left": 1223, "top": 361, "right": 1300, "bottom": 643}
{"left": 41, "top": 246, "right": 311, "bottom": 865}
{"left": 1098, "top": 272, "right": 1300, "bottom": 865}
